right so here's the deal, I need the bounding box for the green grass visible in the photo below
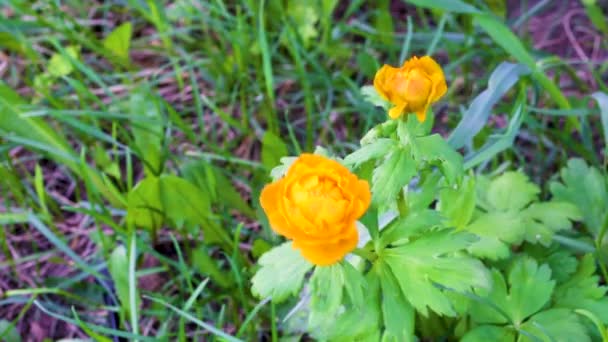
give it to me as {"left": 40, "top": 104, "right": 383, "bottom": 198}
{"left": 0, "top": 0, "right": 607, "bottom": 340}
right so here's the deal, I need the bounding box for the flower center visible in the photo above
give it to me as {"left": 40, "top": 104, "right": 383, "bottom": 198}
{"left": 288, "top": 174, "right": 350, "bottom": 229}
{"left": 402, "top": 69, "right": 432, "bottom": 105}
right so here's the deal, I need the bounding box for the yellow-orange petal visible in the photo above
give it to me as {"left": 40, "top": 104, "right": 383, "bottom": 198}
{"left": 260, "top": 181, "right": 298, "bottom": 239}
{"left": 293, "top": 222, "right": 359, "bottom": 266}
{"left": 388, "top": 102, "right": 407, "bottom": 119}
{"left": 415, "top": 104, "right": 429, "bottom": 122}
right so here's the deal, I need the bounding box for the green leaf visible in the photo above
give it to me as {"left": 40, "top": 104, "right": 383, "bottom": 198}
{"left": 251, "top": 242, "right": 313, "bottom": 303}
{"left": 461, "top": 325, "right": 515, "bottom": 342}
{"left": 382, "top": 230, "right": 490, "bottom": 316}
{"left": 550, "top": 158, "right": 608, "bottom": 237}
{"left": 414, "top": 134, "right": 463, "bottom": 184}
{"left": 380, "top": 209, "right": 444, "bottom": 247}
{"left": 377, "top": 263, "right": 415, "bottom": 341}
{"left": 522, "top": 202, "right": 581, "bottom": 245}
{"left": 553, "top": 254, "right": 608, "bottom": 323}
{"left": 108, "top": 245, "right": 140, "bottom": 317}
{"left": 48, "top": 45, "right": 80, "bottom": 77}
{"left": 342, "top": 261, "right": 366, "bottom": 308}
{"left": 261, "top": 131, "right": 289, "bottom": 170}
{"left": 519, "top": 309, "right": 590, "bottom": 342}
{"left": 448, "top": 62, "right": 529, "bottom": 149}
{"left": 471, "top": 258, "right": 555, "bottom": 326}
{"left": 309, "top": 264, "right": 344, "bottom": 331}
{"left": 372, "top": 147, "right": 416, "bottom": 206}
{"left": 404, "top": 0, "right": 481, "bottom": 13}
{"left": 126, "top": 175, "right": 229, "bottom": 245}
{"left": 103, "top": 22, "right": 132, "bottom": 60}
{"left": 485, "top": 172, "right": 539, "bottom": 211}
{"left": 182, "top": 160, "right": 255, "bottom": 218}
{"left": 0, "top": 320, "right": 21, "bottom": 342}
{"left": 360, "top": 85, "right": 390, "bottom": 110}
{"left": 128, "top": 89, "right": 165, "bottom": 176}
{"left": 343, "top": 139, "right": 395, "bottom": 168}
{"left": 439, "top": 176, "right": 476, "bottom": 229}
{"left": 269, "top": 156, "right": 298, "bottom": 181}
{"left": 320, "top": 272, "right": 381, "bottom": 341}
{"left": 507, "top": 258, "right": 555, "bottom": 324}
{"left": 465, "top": 211, "right": 525, "bottom": 260}
{"left": 473, "top": 15, "right": 535, "bottom": 67}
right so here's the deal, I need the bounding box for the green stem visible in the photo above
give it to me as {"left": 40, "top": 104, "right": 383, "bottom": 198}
{"left": 352, "top": 248, "right": 377, "bottom": 263}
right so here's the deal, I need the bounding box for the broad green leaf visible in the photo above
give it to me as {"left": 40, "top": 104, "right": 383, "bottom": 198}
{"left": 469, "top": 270, "right": 510, "bottom": 325}
{"left": 506, "top": 258, "right": 555, "bottom": 324}
{"left": 48, "top": 45, "right": 80, "bottom": 77}
{"left": 360, "top": 85, "right": 390, "bottom": 110}
{"left": 472, "top": 258, "right": 555, "bottom": 326}
{"left": 372, "top": 147, "right": 416, "bottom": 206}
{"left": 375, "top": 0, "right": 394, "bottom": 45}
{"left": 251, "top": 242, "right": 313, "bottom": 302}
{"left": 519, "top": 309, "right": 590, "bottom": 342}
{"left": 523, "top": 246, "right": 578, "bottom": 284}
{"left": 485, "top": 172, "right": 539, "bottom": 211}
{"left": 448, "top": 62, "right": 529, "bottom": 149}
{"left": 553, "top": 254, "right": 608, "bottom": 323}
{"left": 103, "top": 22, "right": 132, "bottom": 60}
{"left": 270, "top": 156, "right": 297, "bottom": 181}
{"left": 461, "top": 325, "right": 515, "bottom": 342}
{"left": 320, "top": 272, "right": 381, "bottom": 341}
{"left": 129, "top": 89, "right": 164, "bottom": 176}
{"left": 126, "top": 175, "right": 228, "bottom": 244}
{"left": 342, "top": 261, "right": 366, "bottom": 308}
{"left": 404, "top": 0, "right": 481, "bottom": 13}
{"left": 343, "top": 139, "right": 395, "bottom": 168}
{"left": 108, "top": 245, "right": 140, "bottom": 317}
{"left": 414, "top": 134, "right": 463, "bottom": 184}
{"left": 377, "top": 263, "right": 415, "bottom": 341}
{"left": 182, "top": 160, "right": 255, "bottom": 218}
{"left": 261, "top": 131, "right": 289, "bottom": 170}
{"left": 309, "top": 264, "right": 344, "bottom": 332}
{"left": 550, "top": 158, "right": 608, "bottom": 236}
{"left": 465, "top": 211, "right": 525, "bottom": 260}
{"left": 0, "top": 320, "right": 21, "bottom": 342}
{"left": 380, "top": 209, "right": 444, "bottom": 247}
{"left": 383, "top": 230, "right": 490, "bottom": 316}
{"left": 439, "top": 176, "right": 476, "bottom": 229}
{"left": 521, "top": 202, "right": 581, "bottom": 245}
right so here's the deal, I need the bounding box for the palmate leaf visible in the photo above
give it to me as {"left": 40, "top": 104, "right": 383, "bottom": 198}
{"left": 381, "top": 230, "right": 490, "bottom": 316}
{"left": 376, "top": 262, "right": 415, "bottom": 341}
{"left": 371, "top": 146, "right": 416, "bottom": 206}
{"left": 251, "top": 242, "right": 313, "bottom": 303}
{"left": 550, "top": 158, "right": 608, "bottom": 236}
{"left": 461, "top": 325, "right": 515, "bottom": 342}
{"left": 553, "top": 254, "right": 608, "bottom": 323}
{"left": 464, "top": 172, "right": 580, "bottom": 260}
{"left": 470, "top": 258, "right": 555, "bottom": 326}
{"left": 519, "top": 309, "right": 589, "bottom": 342}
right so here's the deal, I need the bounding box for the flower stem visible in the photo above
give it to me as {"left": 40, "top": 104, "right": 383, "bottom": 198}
{"left": 352, "top": 247, "right": 377, "bottom": 262}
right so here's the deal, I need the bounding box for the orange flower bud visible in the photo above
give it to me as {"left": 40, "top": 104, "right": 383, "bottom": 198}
{"left": 260, "top": 154, "right": 371, "bottom": 266}
{"left": 373, "top": 56, "right": 447, "bottom": 122}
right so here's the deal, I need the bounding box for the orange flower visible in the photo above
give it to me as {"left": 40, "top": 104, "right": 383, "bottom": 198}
{"left": 373, "top": 56, "right": 447, "bottom": 122}
{"left": 260, "top": 154, "right": 371, "bottom": 266}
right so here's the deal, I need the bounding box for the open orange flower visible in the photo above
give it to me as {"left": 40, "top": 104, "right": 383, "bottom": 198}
{"left": 260, "top": 154, "right": 371, "bottom": 266}
{"left": 374, "top": 56, "right": 447, "bottom": 122}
